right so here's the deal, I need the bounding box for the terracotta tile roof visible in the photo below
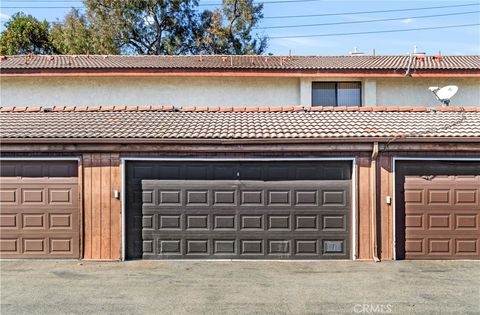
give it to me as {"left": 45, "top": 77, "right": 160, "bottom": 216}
{"left": 1, "top": 55, "right": 479, "bottom": 72}
{"left": 0, "top": 105, "right": 175, "bottom": 113}
{"left": 1, "top": 106, "right": 479, "bottom": 141}
{"left": 1, "top": 105, "right": 479, "bottom": 113}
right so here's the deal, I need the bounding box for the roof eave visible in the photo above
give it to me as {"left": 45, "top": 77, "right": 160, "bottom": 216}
{"left": 1, "top": 68, "right": 479, "bottom": 78}
{"left": 2, "top": 137, "right": 480, "bottom": 145}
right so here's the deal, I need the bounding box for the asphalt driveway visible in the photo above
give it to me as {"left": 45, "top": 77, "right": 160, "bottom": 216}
{"left": 0, "top": 260, "right": 479, "bottom": 315}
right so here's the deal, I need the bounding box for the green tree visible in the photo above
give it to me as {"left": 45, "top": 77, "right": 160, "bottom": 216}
{"left": 84, "top": 0, "right": 200, "bottom": 55}
{"left": 1, "top": 1, "right": 268, "bottom": 56}
{"left": 197, "top": 0, "right": 267, "bottom": 54}
{"left": 50, "top": 9, "right": 119, "bottom": 55}
{"left": 83, "top": 0, "right": 267, "bottom": 55}
{"left": 0, "top": 13, "right": 53, "bottom": 55}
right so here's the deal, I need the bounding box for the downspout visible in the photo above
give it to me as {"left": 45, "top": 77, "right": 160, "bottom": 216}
{"left": 404, "top": 53, "right": 414, "bottom": 77}
{"left": 371, "top": 142, "right": 380, "bottom": 262}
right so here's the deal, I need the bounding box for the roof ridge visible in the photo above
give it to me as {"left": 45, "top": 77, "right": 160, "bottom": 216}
{"left": 2, "top": 54, "right": 479, "bottom": 58}
{"left": 1, "top": 55, "right": 479, "bottom": 73}
{"left": 0, "top": 106, "right": 479, "bottom": 113}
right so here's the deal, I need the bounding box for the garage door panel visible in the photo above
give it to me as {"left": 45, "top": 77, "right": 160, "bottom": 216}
{"left": 455, "top": 239, "right": 479, "bottom": 255}
{"left": 143, "top": 211, "right": 348, "bottom": 232}
{"left": 142, "top": 237, "right": 349, "bottom": 259}
{"left": 407, "top": 237, "right": 480, "bottom": 258}
{"left": 405, "top": 238, "right": 424, "bottom": 255}
{"left": 141, "top": 182, "right": 351, "bottom": 210}
{"left": 0, "top": 188, "right": 18, "bottom": 204}
{"left": 398, "top": 161, "right": 480, "bottom": 260}
{"left": 455, "top": 214, "right": 478, "bottom": 230}
{"left": 0, "top": 238, "right": 20, "bottom": 254}
{"left": 405, "top": 206, "right": 478, "bottom": 212}
{"left": 1, "top": 217, "right": 78, "bottom": 232}
{"left": 136, "top": 237, "right": 347, "bottom": 258}
{"left": 0, "top": 213, "right": 18, "bottom": 228}
{"left": 0, "top": 184, "right": 78, "bottom": 209}
{"left": 428, "top": 238, "right": 452, "bottom": 255}
{"left": 455, "top": 190, "right": 478, "bottom": 205}
{"left": 422, "top": 189, "right": 479, "bottom": 206}
{"left": 127, "top": 161, "right": 352, "bottom": 260}
{"left": 0, "top": 161, "right": 80, "bottom": 259}
{"left": 409, "top": 230, "right": 479, "bottom": 237}
{"left": 0, "top": 234, "right": 79, "bottom": 257}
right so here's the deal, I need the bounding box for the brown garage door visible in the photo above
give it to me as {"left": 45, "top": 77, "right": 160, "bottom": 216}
{"left": 126, "top": 161, "right": 352, "bottom": 259}
{"left": 396, "top": 161, "right": 480, "bottom": 260}
{"left": 0, "top": 161, "right": 80, "bottom": 258}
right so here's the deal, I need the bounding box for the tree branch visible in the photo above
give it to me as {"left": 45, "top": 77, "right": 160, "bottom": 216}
{"left": 226, "top": 0, "right": 242, "bottom": 53}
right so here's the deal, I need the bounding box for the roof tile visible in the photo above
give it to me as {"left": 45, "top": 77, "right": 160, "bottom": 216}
{"left": 100, "top": 106, "right": 115, "bottom": 111}
{"left": 25, "top": 107, "right": 41, "bottom": 112}
{"left": 411, "top": 107, "right": 427, "bottom": 112}
{"left": 257, "top": 107, "right": 270, "bottom": 112}
{"left": 12, "top": 106, "right": 27, "bottom": 112}
{"left": 53, "top": 106, "right": 66, "bottom": 112}
{"left": 113, "top": 106, "right": 126, "bottom": 111}
{"left": 1, "top": 55, "right": 478, "bottom": 72}
{"left": 359, "top": 107, "right": 372, "bottom": 112}
{"left": 0, "top": 105, "right": 478, "bottom": 114}
{"left": 0, "top": 106, "right": 478, "bottom": 141}
{"left": 181, "top": 106, "right": 195, "bottom": 112}
{"left": 292, "top": 106, "right": 304, "bottom": 112}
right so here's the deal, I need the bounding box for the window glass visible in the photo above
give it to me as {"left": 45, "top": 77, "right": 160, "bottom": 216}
{"left": 337, "top": 82, "right": 361, "bottom": 107}
{"left": 312, "top": 82, "right": 336, "bottom": 106}
{"left": 312, "top": 82, "right": 361, "bottom": 106}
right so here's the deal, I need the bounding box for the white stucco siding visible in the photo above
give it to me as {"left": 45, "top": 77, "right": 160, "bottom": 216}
{"left": 1, "top": 75, "right": 478, "bottom": 108}
{"left": 376, "top": 78, "right": 480, "bottom": 107}
{"left": 0, "top": 76, "right": 300, "bottom": 107}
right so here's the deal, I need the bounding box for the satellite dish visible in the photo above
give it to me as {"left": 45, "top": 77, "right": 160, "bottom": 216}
{"left": 428, "top": 85, "right": 458, "bottom": 106}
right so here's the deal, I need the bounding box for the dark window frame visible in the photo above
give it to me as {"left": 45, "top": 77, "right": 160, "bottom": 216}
{"left": 312, "top": 81, "right": 362, "bottom": 107}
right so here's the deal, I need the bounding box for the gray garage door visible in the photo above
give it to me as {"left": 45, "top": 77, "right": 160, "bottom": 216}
{"left": 126, "top": 161, "right": 352, "bottom": 259}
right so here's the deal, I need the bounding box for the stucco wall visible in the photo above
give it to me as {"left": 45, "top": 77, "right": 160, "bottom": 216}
{"left": 1, "top": 75, "right": 479, "bottom": 107}
{"left": 0, "top": 76, "right": 300, "bottom": 107}
{"left": 375, "top": 78, "right": 480, "bottom": 107}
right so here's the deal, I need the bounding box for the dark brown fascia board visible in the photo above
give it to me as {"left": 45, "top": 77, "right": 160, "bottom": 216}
{"left": 2, "top": 142, "right": 480, "bottom": 154}
{"left": 1, "top": 68, "right": 479, "bottom": 78}
{"left": 1, "top": 137, "right": 480, "bottom": 145}
{"left": 0, "top": 144, "right": 373, "bottom": 153}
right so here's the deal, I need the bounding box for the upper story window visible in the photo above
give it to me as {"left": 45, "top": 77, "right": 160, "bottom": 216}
{"left": 312, "top": 82, "right": 361, "bottom": 107}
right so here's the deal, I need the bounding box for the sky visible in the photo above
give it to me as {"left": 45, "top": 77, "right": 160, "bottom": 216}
{"left": 0, "top": 0, "right": 479, "bottom": 55}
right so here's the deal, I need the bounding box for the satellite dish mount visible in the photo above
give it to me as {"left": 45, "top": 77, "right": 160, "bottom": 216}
{"left": 428, "top": 85, "right": 458, "bottom": 106}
